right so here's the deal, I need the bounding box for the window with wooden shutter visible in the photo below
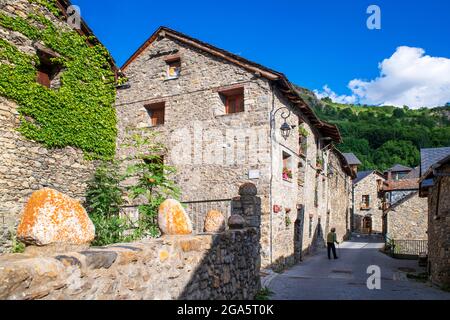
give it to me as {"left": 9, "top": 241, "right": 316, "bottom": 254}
{"left": 145, "top": 102, "right": 165, "bottom": 126}
{"left": 35, "top": 45, "right": 61, "bottom": 88}
{"left": 37, "top": 65, "right": 51, "bottom": 87}
{"left": 219, "top": 87, "right": 244, "bottom": 114}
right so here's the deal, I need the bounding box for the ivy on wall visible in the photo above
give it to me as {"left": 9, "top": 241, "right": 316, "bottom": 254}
{"left": 0, "top": 1, "right": 117, "bottom": 159}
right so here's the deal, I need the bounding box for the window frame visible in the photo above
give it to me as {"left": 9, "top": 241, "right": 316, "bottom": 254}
{"left": 165, "top": 55, "right": 181, "bottom": 80}
{"left": 361, "top": 194, "right": 371, "bottom": 209}
{"left": 145, "top": 102, "right": 166, "bottom": 126}
{"left": 219, "top": 87, "right": 245, "bottom": 115}
{"left": 282, "top": 151, "right": 293, "bottom": 182}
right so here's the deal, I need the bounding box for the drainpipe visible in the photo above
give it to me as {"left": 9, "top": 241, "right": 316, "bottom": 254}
{"left": 268, "top": 84, "right": 276, "bottom": 266}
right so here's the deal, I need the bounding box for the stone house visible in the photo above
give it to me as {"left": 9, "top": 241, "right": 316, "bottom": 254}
{"left": 381, "top": 165, "right": 428, "bottom": 240}
{"left": 116, "top": 26, "right": 354, "bottom": 269}
{"left": 351, "top": 170, "right": 385, "bottom": 234}
{"left": 419, "top": 147, "right": 450, "bottom": 287}
{"left": 0, "top": 0, "right": 118, "bottom": 252}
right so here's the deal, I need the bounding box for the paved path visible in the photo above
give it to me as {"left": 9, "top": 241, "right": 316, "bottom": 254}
{"left": 265, "top": 235, "right": 450, "bottom": 300}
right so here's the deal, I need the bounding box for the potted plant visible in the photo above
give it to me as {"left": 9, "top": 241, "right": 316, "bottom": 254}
{"left": 298, "top": 126, "right": 309, "bottom": 138}
{"left": 282, "top": 168, "right": 293, "bottom": 181}
{"left": 316, "top": 156, "right": 324, "bottom": 171}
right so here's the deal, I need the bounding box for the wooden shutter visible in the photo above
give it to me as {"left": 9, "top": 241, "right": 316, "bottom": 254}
{"left": 225, "top": 94, "right": 244, "bottom": 114}
{"left": 37, "top": 69, "right": 51, "bottom": 87}
{"left": 146, "top": 103, "right": 165, "bottom": 126}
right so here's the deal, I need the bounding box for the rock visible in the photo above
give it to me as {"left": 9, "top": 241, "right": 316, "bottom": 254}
{"left": 228, "top": 214, "right": 246, "bottom": 229}
{"left": 80, "top": 251, "right": 117, "bottom": 269}
{"left": 158, "top": 199, "right": 193, "bottom": 235}
{"left": 17, "top": 188, "right": 95, "bottom": 246}
{"left": 204, "top": 210, "right": 226, "bottom": 233}
{"left": 239, "top": 183, "right": 257, "bottom": 196}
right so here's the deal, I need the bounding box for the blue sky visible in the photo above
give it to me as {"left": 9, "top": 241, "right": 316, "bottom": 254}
{"left": 72, "top": 0, "right": 450, "bottom": 107}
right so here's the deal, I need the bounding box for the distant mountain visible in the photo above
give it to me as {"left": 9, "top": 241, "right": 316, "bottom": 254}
{"left": 295, "top": 86, "right": 450, "bottom": 171}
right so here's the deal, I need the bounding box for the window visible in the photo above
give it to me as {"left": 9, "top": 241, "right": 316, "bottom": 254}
{"left": 145, "top": 102, "right": 165, "bottom": 126}
{"left": 282, "top": 151, "right": 293, "bottom": 182}
{"left": 144, "top": 155, "right": 165, "bottom": 175}
{"left": 361, "top": 195, "right": 370, "bottom": 209}
{"left": 166, "top": 58, "right": 181, "bottom": 79}
{"left": 36, "top": 51, "right": 60, "bottom": 88}
{"left": 219, "top": 87, "right": 244, "bottom": 114}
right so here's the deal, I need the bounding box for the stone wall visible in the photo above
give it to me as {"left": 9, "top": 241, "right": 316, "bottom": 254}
{"left": 0, "top": 0, "right": 97, "bottom": 252}
{"left": 386, "top": 192, "right": 428, "bottom": 240}
{"left": 116, "top": 28, "right": 351, "bottom": 271}
{"left": 353, "top": 173, "right": 384, "bottom": 234}
{"left": 0, "top": 185, "right": 261, "bottom": 300}
{"left": 0, "top": 229, "right": 260, "bottom": 300}
{"left": 328, "top": 150, "right": 352, "bottom": 242}
{"left": 427, "top": 163, "right": 450, "bottom": 287}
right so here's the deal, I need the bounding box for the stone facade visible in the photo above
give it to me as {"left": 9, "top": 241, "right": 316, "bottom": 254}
{"left": 385, "top": 192, "right": 428, "bottom": 240}
{"left": 426, "top": 163, "right": 450, "bottom": 287}
{"left": 328, "top": 150, "right": 352, "bottom": 242}
{"left": 382, "top": 177, "right": 428, "bottom": 240}
{"left": 116, "top": 27, "right": 350, "bottom": 270}
{"left": 352, "top": 172, "right": 385, "bottom": 234}
{"left": 0, "top": 1, "right": 100, "bottom": 253}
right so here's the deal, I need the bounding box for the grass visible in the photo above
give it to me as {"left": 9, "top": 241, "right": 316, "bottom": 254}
{"left": 9, "top": 230, "right": 25, "bottom": 254}
{"left": 255, "top": 287, "right": 274, "bottom": 300}
{"left": 406, "top": 272, "right": 428, "bottom": 283}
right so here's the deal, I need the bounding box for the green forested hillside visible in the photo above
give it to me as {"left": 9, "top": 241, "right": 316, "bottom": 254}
{"left": 296, "top": 87, "right": 450, "bottom": 171}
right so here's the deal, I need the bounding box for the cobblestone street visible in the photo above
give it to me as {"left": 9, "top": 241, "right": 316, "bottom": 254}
{"left": 264, "top": 235, "right": 450, "bottom": 300}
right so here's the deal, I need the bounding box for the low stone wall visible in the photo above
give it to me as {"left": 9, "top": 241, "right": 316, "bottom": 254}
{"left": 387, "top": 192, "right": 428, "bottom": 240}
{"left": 0, "top": 228, "right": 260, "bottom": 300}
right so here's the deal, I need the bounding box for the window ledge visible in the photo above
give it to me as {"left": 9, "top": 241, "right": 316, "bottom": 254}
{"left": 214, "top": 111, "right": 245, "bottom": 118}
{"left": 164, "top": 77, "right": 179, "bottom": 82}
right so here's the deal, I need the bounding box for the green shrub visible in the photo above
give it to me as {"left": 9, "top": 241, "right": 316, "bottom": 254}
{"left": 9, "top": 229, "right": 25, "bottom": 254}
{"left": 255, "top": 287, "right": 274, "bottom": 300}
{"left": 122, "top": 130, "right": 180, "bottom": 239}
{"left": 89, "top": 213, "right": 130, "bottom": 247}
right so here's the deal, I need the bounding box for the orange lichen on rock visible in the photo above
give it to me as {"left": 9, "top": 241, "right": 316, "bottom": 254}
{"left": 17, "top": 188, "right": 95, "bottom": 246}
{"left": 158, "top": 199, "right": 193, "bottom": 235}
{"left": 204, "top": 210, "right": 225, "bottom": 233}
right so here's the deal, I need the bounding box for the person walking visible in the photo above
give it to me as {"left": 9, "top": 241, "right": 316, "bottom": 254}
{"left": 327, "top": 228, "right": 339, "bottom": 260}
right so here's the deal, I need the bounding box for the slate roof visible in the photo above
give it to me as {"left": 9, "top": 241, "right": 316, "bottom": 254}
{"left": 403, "top": 166, "right": 420, "bottom": 179}
{"left": 353, "top": 170, "right": 384, "bottom": 184}
{"left": 343, "top": 153, "right": 362, "bottom": 165}
{"left": 386, "top": 164, "right": 412, "bottom": 173}
{"left": 420, "top": 147, "right": 450, "bottom": 177}
{"left": 121, "top": 26, "right": 343, "bottom": 142}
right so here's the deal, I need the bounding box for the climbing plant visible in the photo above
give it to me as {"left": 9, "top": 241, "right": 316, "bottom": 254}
{"left": 0, "top": 1, "right": 118, "bottom": 159}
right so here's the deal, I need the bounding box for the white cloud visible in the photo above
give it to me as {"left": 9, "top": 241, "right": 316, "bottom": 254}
{"left": 314, "top": 46, "right": 450, "bottom": 108}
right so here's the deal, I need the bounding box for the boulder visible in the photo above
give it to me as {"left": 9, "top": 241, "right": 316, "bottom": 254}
{"left": 158, "top": 199, "right": 193, "bottom": 235}
{"left": 204, "top": 210, "right": 226, "bottom": 233}
{"left": 17, "top": 188, "right": 95, "bottom": 246}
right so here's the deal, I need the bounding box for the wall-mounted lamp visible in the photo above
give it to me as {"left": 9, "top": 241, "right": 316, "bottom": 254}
{"left": 272, "top": 107, "right": 296, "bottom": 140}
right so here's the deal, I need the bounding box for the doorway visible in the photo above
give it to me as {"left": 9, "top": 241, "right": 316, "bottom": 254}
{"left": 362, "top": 216, "right": 372, "bottom": 235}
{"left": 294, "top": 205, "right": 305, "bottom": 262}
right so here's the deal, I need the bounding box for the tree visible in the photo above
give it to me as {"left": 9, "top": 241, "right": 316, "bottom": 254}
{"left": 393, "top": 108, "right": 405, "bottom": 118}
{"left": 374, "top": 140, "right": 420, "bottom": 171}
{"left": 122, "top": 129, "right": 180, "bottom": 238}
